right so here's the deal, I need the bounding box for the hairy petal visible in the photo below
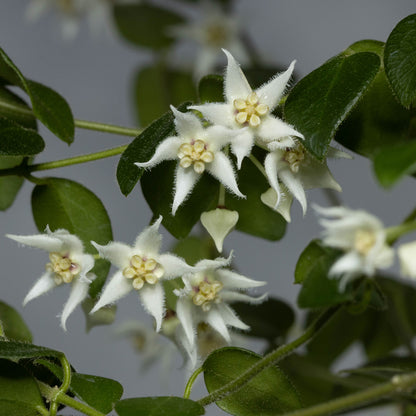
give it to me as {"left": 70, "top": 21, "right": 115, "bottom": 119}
{"left": 139, "top": 283, "right": 165, "bottom": 332}
{"left": 60, "top": 278, "right": 89, "bottom": 330}
{"left": 158, "top": 253, "right": 194, "bottom": 278}
{"left": 223, "top": 49, "right": 252, "bottom": 102}
{"left": 206, "top": 308, "right": 230, "bottom": 342}
{"left": 217, "top": 303, "right": 249, "bottom": 330}
{"left": 176, "top": 298, "right": 195, "bottom": 346}
{"left": 92, "top": 241, "right": 132, "bottom": 270}
{"left": 216, "top": 269, "right": 266, "bottom": 289}
{"left": 171, "top": 106, "right": 203, "bottom": 138}
{"left": 23, "top": 272, "right": 57, "bottom": 306}
{"left": 133, "top": 216, "right": 163, "bottom": 256}
{"left": 135, "top": 136, "right": 181, "bottom": 169}
{"left": 257, "top": 116, "right": 303, "bottom": 143}
{"left": 279, "top": 168, "right": 307, "bottom": 215}
{"left": 6, "top": 233, "right": 63, "bottom": 253}
{"left": 189, "top": 103, "right": 234, "bottom": 128}
{"left": 172, "top": 166, "right": 200, "bottom": 215}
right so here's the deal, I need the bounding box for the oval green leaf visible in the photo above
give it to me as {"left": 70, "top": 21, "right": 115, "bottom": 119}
{"left": 284, "top": 52, "right": 380, "bottom": 160}
{"left": 0, "top": 340, "right": 62, "bottom": 361}
{"left": 0, "top": 156, "right": 25, "bottom": 211}
{"left": 0, "top": 301, "right": 32, "bottom": 342}
{"left": 0, "top": 86, "right": 37, "bottom": 129}
{"left": 385, "top": 14, "right": 416, "bottom": 108}
{"left": 203, "top": 347, "right": 301, "bottom": 415}
{"left": 115, "top": 397, "right": 204, "bottom": 416}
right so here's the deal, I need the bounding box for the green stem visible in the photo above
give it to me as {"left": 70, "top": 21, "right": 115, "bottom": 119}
{"left": 56, "top": 392, "right": 106, "bottom": 416}
{"left": 0, "top": 321, "right": 4, "bottom": 337}
{"left": 197, "top": 306, "right": 339, "bottom": 407}
{"left": 281, "top": 372, "right": 416, "bottom": 416}
{"left": 249, "top": 154, "right": 267, "bottom": 178}
{"left": 386, "top": 220, "right": 416, "bottom": 244}
{"left": 184, "top": 367, "right": 204, "bottom": 399}
{"left": 35, "top": 405, "right": 49, "bottom": 416}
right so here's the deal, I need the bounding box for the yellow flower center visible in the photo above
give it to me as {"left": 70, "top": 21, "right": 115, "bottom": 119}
{"left": 284, "top": 144, "right": 305, "bottom": 173}
{"left": 354, "top": 229, "right": 377, "bottom": 255}
{"left": 177, "top": 139, "right": 214, "bottom": 174}
{"left": 123, "top": 255, "right": 164, "bottom": 290}
{"left": 46, "top": 252, "right": 80, "bottom": 285}
{"left": 192, "top": 278, "right": 223, "bottom": 312}
{"left": 233, "top": 92, "right": 269, "bottom": 127}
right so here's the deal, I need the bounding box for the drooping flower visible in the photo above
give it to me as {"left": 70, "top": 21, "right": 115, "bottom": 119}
{"left": 190, "top": 49, "right": 304, "bottom": 168}
{"left": 263, "top": 144, "right": 348, "bottom": 217}
{"left": 174, "top": 254, "right": 267, "bottom": 352}
{"left": 6, "top": 228, "right": 95, "bottom": 330}
{"left": 135, "top": 106, "right": 245, "bottom": 215}
{"left": 398, "top": 241, "right": 416, "bottom": 279}
{"left": 315, "top": 205, "right": 394, "bottom": 290}
{"left": 90, "top": 217, "right": 195, "bottom": 331}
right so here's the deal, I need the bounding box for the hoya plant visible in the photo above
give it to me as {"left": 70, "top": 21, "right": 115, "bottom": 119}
{"left": 1, "top": 1, "right": 416, "bottom": 416}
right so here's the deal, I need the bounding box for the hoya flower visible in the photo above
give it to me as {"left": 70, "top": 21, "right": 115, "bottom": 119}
{"left": 90, "top": 217, "right": 195, "bottom": 331}
{"left": 135, "top": 106, "right": 244, "bottom": 215}
{"left": 263, "top": 143, "right": 348, "bottom": 216}
{"left": 174, "top": 255, "right": 267, "bottom": 351}
{"left": 398, "top": 241, "right": 416, "bottom": 279}
{"left": 315, "top": 205, "right": 394, "bottom": 290}
{"left": 169, "top": 1, "right": 249, "bottom": 80}
{"left": 6, "top": 228, "right": 95, "bottom": 330}
{"left": 190, "top": 49, "right": 304, "bottom": 168}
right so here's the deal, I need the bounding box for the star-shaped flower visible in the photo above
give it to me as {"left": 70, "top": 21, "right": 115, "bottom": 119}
{"left": 190, "top": 49, "right": 304, "bottom": 168}
{"left": 315, "top": 205, "right": 394, "bottom": 290}
{"left": 263, "top": 143, "right": 348, "bottom": 218}
{"left": 174, "top": 254, "right": 267, "bottom": 352}
{"left": 6, "top": 228, "right": 95, "bottom": 330}
{"left": 135, "top": 106, "right": 245, "bottom": 215}
{"left": 90, "top": 217, "right": 195, "bottom": 331}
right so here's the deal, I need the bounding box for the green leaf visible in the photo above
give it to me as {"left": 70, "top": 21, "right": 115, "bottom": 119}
{"left": 0, "top": 360, "right": 46, "bottom": 416}
{"left": 225, "top": 153, "right": 286, "bottom": 240}
{"left": 198, "top": 75, "right": 224, "bottom": 103}
{"left": 384, "top": 14, "right": 416, "bottom": 108}
{"left": 0, "top": 86, "right": 37, "bottom": 129}
{"left": 284, "top": 52, "right": 380, "bottom": 160}
{"left": 0, "top": 156, "right": 25, "bottom": 210}
{"left": 231, "top": 298, "right": 295, "bottom": 341}
{"left": 0, "top": 47, "right": 74, "bottom": 143}
{"left": 0, "top": 117, "right": 44, "bottom": 156}
{"left": 0, "top": 340, "right": 62, "bottom": 361}
{"left": 0, "top": 301, "right": 32, "bottom": 342}
{"left": 113, "top": 4, "right": 184, "bottom": 50}
{"left": 115, "top": 397, "right": 204, "bottom": 416}
{"left": 117, "top": 103, "right": 189, "bottom": 197}
{"left": 203, "top": 347, "right": 301, "bottom": 415}
{"left": 31, "top": 177, "right": 113, "bottom": 295}
{"left": 135, "top": 64, "right": 195, "bottom": 127}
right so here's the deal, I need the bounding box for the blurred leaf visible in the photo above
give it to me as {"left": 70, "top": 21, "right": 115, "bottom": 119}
{"left": 198, "top": 75, "right": 224, "bottom": 103}
{"left": 384, "top": 14, "right": 416, "bottom": 108}
{"left": 135, "top": 64, "right": 195, "bottom": 127}
{"left": 0, "top": 86, "right": 37, "bottom": 129}
{"left": 0, "top": 301, "right": 32, "bottom": 342}
{"left": 203, "top": 347, "right": 301, "bottom": 415}
{"left": 115, "top": 397, "right": 204, "bottom": 416}
{"left": 113, "top": 4, "right": 184, "bottom": 50}
{"left": 0, "top": 156, "right": 25, "bottom": 210}
{"left": 81, "top": 299, "right": 116, "bottom": 332}
{"left": 285, "top": 52, "right": 380, "bottom": 160}
{"left": 172, "top": 234, "right": 216, "bottom": 265}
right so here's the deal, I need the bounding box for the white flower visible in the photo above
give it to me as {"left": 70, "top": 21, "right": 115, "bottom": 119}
{"left": 135, "top": 106, "right": 245, "bottom": 215}
{"left": 90, "top": 216, "right": 195, "bottom": 331}
{"left": 398, "top": 241, "right": 416, "bottom": 279}
{"left": 190, "top": 49, "right": 304, "bottom": 168}
{"left": 315, "top": 205, "right": 394, "bottom": 290}
{"left": 6, "top": 228, "right": 95, "bottom": 330}
{"left": 169, "top": 1, "right": 249, "bottom": 80}
{"left": 174, "top": 254, "right": 267, "bottom": 353}
{"left": 263, "top": 144, "right": 348, "bottom": 216}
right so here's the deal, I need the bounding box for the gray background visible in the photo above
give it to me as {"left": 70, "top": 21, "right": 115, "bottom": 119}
{"left": 1, "top": 1, "right": 415, "bottom": 415}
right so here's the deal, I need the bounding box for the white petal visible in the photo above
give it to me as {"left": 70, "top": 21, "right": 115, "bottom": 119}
{"left": 398, "top": 241, "right": 416, "bottom": 278}
{"left": 189, "top": 103, "right": 234, "bottom": 128}
{"left": 223, "top": 49, "right": 252, "bottom": 102}
{"left": 134, "top": 216, "right": 163, "bottom": 256}
{"left": 6, "top": 233, "right": 63, "bottom": 252}
{"left": 204, "top": 125, "right": 240, "bottom": 152}
{"left": 257, "top": 115, "right": 304, "bottom": 143}
{"left": 139, "top": 283, "right": 165, "bottom": 332}
{"left": 171, "top": 106, "right": 204, "bottom": 139}
{"left": 60, "top": 278, "right": 89, "bottom": 330}
{"left": 279, "top": 168, "right": 307, "bottom": 215}
{"left": 231, "top": 129, "right": 255, "bottom": 169}
{"left": 75, "top": 253, "right": 95, "bottom": 279}
{"left": 135, "top": 136, "right": 181, "bottom": 169}
{"left": 264, "top": 151, "right": 283, "bottom": 208}
{"left": 91, "top": 241, "right": 132, "bottom": 270}
{"left": 206, "top": 307, "right": 230, "bottom": 342}
{"left": 207, "top": 152, "right": 245, "bottom": 198}
{"left": 23, "top": 272, "right": 57, "bottom": 305}
{"left": 217, "top": 303, "right": 249, "bottom": 330}
{"left": 52, "top": 231, "right": 84, "bottom": 255}
{"left": 329, "top": 252, "right": 364, "bottom": 278}
{"left": 220, "top": 291, "right": 268, "bottom": 304}
{"left": 90, "top": 271, "right": 132, "bottom": 313}
{"left": 176, "top": 298, "right": 196, "bottom": 346}
{"left": 157, "top": 253, "right": 194, "bottom": 278}
{"left": 194, "top": 253, "right": 233, "bottom": 271}
{"left": 172, "top": 166, "right": 200, "bottom": 215}
{"left": 255, "top": 60, "right": 295, "bottom": 110}
{"left": 216, "top": 269, "right": 266, "bottom": 289}
{"left": 266, "top": 136, "right": 297, "bottom": 151}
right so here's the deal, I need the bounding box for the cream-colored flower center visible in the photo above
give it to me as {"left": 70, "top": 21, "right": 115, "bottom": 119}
{"left": 192, "top": 278, "right": 223, "bottom": 312}
{"left": 205, "top": 23, "right": 228, "bottom": 47}
{"left": 177, "top": 140, "right": 214, "bottom": 174}
{"left": 46, "top": 252, "right": 80, "bottom": 285}
{"left": 354, "top": 229, "right": 377, "bottom": 255}
{"left": 233, "top": 92, "right": 269, "bottom": 127}
{"left": 284, "top": 145, "right": 305, "bottom": 173}
{"left": 123, "top": 255, "right": 164, "bottom": 290}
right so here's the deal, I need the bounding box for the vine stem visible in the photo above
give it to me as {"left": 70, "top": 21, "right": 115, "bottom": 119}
{"left": 197, "top": 306, "right": 340, "bottom": 407}
{"left": 48, "top": 354, "right": 72, "bottom": 416}
{"left": 280, "top": 372, "right": 416, "bottom": 416}
{"left": 386, "top": 220, "right": 416, "bottom": 244}
{"left": 184, "top": 367, "right": 204, "bottom": 399}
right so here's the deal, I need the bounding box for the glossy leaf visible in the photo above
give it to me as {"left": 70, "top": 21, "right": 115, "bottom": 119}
{"left": 203, "top": 347, "right": 302, "bottom": 415}
{"left": 0, "top": 86, "right": 37, "bottom": 129}
{"left": 0, "top": 117, "right": 44, "bottom": 156}
{"left": 384, "top": 14, "right": 416, "bottom": 108}
{"left": 284, "top": 52, "right": 380, "bottom": 160}
{"left": 0, "top": 47, "right": 74, "bottom": 143}
{"left": 115, "top": 397, "right": 204, "bottom": 416}
{"left": 0, "top": 340, "right": 62, "bottom": 360}
{"left": 113, "top": 4, "right": 184, "bottom": 50}
{"left": 0, "top": 156, "right": 25, "bottom": 211}
{"left": 0, "top": 301, "right": 32, "bottom": 342}
{"left": 135, "top": 64, "right": 195, "bottom": 127}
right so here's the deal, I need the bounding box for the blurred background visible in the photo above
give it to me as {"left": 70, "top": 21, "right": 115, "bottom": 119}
{"left": 0, "top": 1, "right": 415, "bottom": 415}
